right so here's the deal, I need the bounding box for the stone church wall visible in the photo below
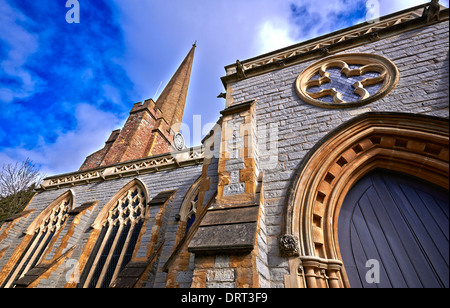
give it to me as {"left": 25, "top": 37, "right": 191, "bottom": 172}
{"left": 0, "top": 10, "right": 448, "bottom": 289}
{"left": 0, "top": 164, "right": 203, "bottom": 287}
{"left": 227, "top": 20, "right": 448, "bottom": 287}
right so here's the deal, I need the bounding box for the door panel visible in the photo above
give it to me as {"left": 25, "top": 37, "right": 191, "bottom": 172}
{"left": 338, "top": 170, "right": 449, "bottom": 288}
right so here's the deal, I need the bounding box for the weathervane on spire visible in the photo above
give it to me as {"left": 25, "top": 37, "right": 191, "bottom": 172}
{"left": 193, "top": 40, "right": 197, "bottom": 47}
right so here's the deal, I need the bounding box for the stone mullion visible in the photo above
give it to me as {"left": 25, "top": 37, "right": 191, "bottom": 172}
{"left": 3, "top": 231, "right": 43, "bottom": 288}
{"left": 95, "top": 223, "right": 125, "bottom": 288}
{"left": 22, "top": 230, "right": 53, "bottom": 276}
{"left": 110, "top": 220, "right": 136, "bottom": 284}
{"left": 82, "top": 223, "right": 114, "bottom": 288}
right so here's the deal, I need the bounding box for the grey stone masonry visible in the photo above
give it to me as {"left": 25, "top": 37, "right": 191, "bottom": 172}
{"left": 0, "top": 164, "right": 203, "bottom": 288}
{"left": 228, "top": 20, "right": 449, "bottom": 287}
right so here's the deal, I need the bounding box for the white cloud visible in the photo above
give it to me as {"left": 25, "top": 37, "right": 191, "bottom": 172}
{"left": 2, "top": 104, "right": 121, "bottom": 176}
{"left": 257, "top": 19, "right": 298, "bottom": 54}
{"left": 110, "top": 0, "right": 293, "bottom": 147}
{"left": 107, "top": 0, "right": 448, "bottom": 145}
{"left": 255, "top": 0, "right": 450, "bottom": 52}
{"left": 3, "top": 0, "right": 446, "bottom": 176}
{"left": 379, "top": 0, "right": 449, "bottom": 16}
{"left": 109, "top": 0, "right": 300, "bottom": 141}
{"left": 0, "top": 0, "right": 42, "bottom": 104}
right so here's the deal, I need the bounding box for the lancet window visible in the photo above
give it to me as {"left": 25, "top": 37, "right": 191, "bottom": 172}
{"left": 81, "top": 185, "right": 147, "bottom": 288}
{"left": 2, "top": 193, "right": 72, "bottom": 288}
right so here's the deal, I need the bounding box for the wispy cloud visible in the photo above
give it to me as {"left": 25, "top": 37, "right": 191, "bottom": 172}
{"left": 289, "top": 0, "right": 367, "bottom": 41}
{"left": 379, "top": 0, "right": 449, "bottom": 15}
{"left": 1, "top": 103, "right": 121, "bottom": 175}
{"left": 1, "top": 0, "right": 447, "bottom": 176}
{"left": 0, "top": 0, "right": 132, "bottom": 174}
{"left": 0, "top": 0, "right": 42, "bottom": 103}
{"left": 255, "top": 0, "right": 449, "bottom": 53}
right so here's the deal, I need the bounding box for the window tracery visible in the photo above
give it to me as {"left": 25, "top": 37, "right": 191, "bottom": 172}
{"left": 185, "top": 192, "right": 199, "bottom": 234}
{"left": 2, "top": 193, "right": 72, "bottom": 288}
{"left": 80, "top": 185, "right": 147, "bottom": 288}
{"left": 296, "top": 53, "right": 399, "bottom": 108}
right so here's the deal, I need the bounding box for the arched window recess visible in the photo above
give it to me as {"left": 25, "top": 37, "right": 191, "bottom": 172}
{"left": 2, "top": 190, "right": 74, "bottom": 288}
{"left": 79, "top": 179, "right": 149, "bottom": 288}
{"left": 176, "top": 176, "right": 201, "bottom": 235}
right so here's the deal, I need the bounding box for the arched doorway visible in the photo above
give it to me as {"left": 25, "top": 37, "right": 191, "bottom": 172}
{"left": 281, "top": 113, "right": 449, "bottom": 288}
{"left": 338, "top": 169, "right": 448, "bottom": 288}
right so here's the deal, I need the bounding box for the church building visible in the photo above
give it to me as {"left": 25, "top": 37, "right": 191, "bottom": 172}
{"left": 0, "top": 1, "right": 448, "bottom": 288}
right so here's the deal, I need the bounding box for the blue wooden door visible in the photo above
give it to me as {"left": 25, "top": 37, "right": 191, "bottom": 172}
{"left": 338, "top": 170, "right": 449, "bottom": 288}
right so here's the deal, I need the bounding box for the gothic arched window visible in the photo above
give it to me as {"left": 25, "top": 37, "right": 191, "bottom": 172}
{"left": 2, "top": 191, "right": 73, "bottom": 288}
{"left": 185, "top": 192, "right": 199, "bottom": 234}
{"left": 176, "top": 177, "right": 201, "bottom": 236}
{"left": 80, "top": 181, "right": 148, "bottom": 288}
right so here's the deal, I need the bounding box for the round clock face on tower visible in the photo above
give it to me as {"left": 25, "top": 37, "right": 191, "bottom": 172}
{"left": 174, "top": 132, "right": 185, "bottom": 151}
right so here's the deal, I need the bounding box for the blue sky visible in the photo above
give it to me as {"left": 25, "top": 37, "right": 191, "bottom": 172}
{"left": 0, "top": 0, "right": 448, "bottom": 176}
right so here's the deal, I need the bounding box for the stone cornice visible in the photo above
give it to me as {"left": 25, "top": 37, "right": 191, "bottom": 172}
{"left": 220, "top": 100, "right": 256, "bottom": 117}
{"left": 221, "top": 4, "right": 449, "bottom": 87}
{"left": 38, "top": 146, "right": 204, "bottom": 191}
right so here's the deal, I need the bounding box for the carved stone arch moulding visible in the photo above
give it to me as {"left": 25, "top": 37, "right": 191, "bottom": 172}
{"left": 176, "top": 175, "right": 202, "bottom": 224}
{"left": 281, "top": 113, "right": 449, "bottom": 288}
{"left": 24, "top": 189, "right": 75, "bottom": 235}
{"left": 91, "top": 178, "right": 150, "bottom": 230}
{"left": 295, "top": 53, "right": 400, "bottom": 108}
{"left": 0, "top": 189, "right": 74, "bottom": 288}
{"left": 80, "top": 178, "right": 150, "bottom": 288}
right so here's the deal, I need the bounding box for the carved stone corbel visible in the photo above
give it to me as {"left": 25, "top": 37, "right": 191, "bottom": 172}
{"left": 422, "top": 0, "right": 440, "bottom": 22}
{"left": 369, "top": 31, "right": 380, "bottom": 41}
{"left": 236, "top": 60, "right": 247, "bottom": 79}
{"left": 279, "top": 234, "right": 300, "bottom": 257}
{"left": 319, "top": 47, "right": 330, "bottom": 57}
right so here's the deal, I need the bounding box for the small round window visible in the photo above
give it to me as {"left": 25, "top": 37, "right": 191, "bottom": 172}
{"left": 295, "top": 53, "right": 399, "bottom": 108}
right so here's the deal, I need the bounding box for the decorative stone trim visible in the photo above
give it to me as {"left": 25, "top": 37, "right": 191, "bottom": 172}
{"left": 1, "top": 191, "right": 73, "bottom": 288}
{"left": 298, "top": 256, "right": 343, "bottom": 289}
{"left": 91, "top": 179, "right": 150, "bottom": 230}
{"left": 221, "top": 4, "right": 448, "bottom": 85}
{"left": 295, "top": 53, "right": 400, "bottom": 108}
{"left": 217, "top": 100, "right": 258, "bottom": 200}
{"left": 24, "top": 190, "right": 74, "bottom": 236}
{"left": 279, "top": 234, "right": 300, "bottom": 257}
{"left": 283, "top": 113, "right": 449, "bottom": 288}
{"left": 39, "top": 146, "right": 204, "bottom": 191}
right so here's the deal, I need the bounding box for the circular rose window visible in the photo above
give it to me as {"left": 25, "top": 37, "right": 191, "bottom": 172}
{"left": 295, "top": 53, "right": 399, "bottom": 108}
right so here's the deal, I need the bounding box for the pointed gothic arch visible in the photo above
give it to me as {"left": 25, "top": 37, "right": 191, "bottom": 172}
{"left": 91, "top": 178, "right": 150, "bottom": 230}
{"left": 24, "top": 190, "right": 75, "bottom": 236}
{"left": 281, "top": 113, "right": 449, "bottom": 288}
{"left": 1, "top": 190, "right": 74, "bottom": 288}
{"left": 79, "top": 178, "right": 150, "bottom": 288}
{"left": 177, "top": 176, "right": 201, "bottom": 234}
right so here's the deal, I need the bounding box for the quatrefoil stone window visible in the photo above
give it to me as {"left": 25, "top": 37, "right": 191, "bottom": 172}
{"left": 296, "top": 53, "right": 399, "bottom": 108}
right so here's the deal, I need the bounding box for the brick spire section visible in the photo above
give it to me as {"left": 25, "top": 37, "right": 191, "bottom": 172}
{"left": 156, "top": 43, "right": 196, "bottom": 129}
{"left": 79, "top": 44, "right": 196, "bottom": 171}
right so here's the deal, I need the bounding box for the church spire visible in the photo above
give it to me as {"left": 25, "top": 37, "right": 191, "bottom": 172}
{"left": 78, "top": 44, "right": 197, "bottom": 171}
{"left": 156, "top": 44, "right": 196, "bottom": 129}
